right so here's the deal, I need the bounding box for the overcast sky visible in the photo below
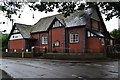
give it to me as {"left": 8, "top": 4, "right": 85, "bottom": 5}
{"left": 0, "top": 5, "right": 118, "bottom": 33}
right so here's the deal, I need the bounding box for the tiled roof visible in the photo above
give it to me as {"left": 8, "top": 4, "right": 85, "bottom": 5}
{"left": 13, "top": 8, "right": 101, "bottom": 38}
{"left": 14, "top": 23, "right": 33, "bottom": 38}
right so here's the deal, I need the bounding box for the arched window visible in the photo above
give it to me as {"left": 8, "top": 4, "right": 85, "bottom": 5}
{"left": 69, "top": 31, "right": 79, "bottom": 43}
{"left": 41, "top": 34, "right": 48, "bottom": 44}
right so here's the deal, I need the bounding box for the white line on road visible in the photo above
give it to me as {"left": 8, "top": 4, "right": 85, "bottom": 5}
{"left": 72, "top": 74, "right": 77, "bottom": 77}
{"left": 85, "top": 64, "right": 91, "bottom": 66}
{"left": 105, "top": 65, "right": 115, "bottom": 68}
{"left": 49, "top": 68, "right": 53, "bottom": 70}
{"left": 93, "top": 64, "right": 102, "bottom": 66}
{"left": 78, "top": 76, "right": 83, "bottom": 78}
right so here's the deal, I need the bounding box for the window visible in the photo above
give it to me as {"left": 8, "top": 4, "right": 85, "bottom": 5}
{"left": 91, "top": 33, "right": 94, "bottom": 37}
{"left": 12, "top": 35, "right": 18, "bottom": 38}
{"left": 55, "top": 40, "right": 60, "bottom": 47}
{"left": 53, "top": 21, "right": 62, "bottom": 28}
{"left": 88, "top": 31, "right": 91, "bottom": 37}
{"left": 13, "top": 29, "right": 19, "bottom": 33}
{"left": 110, "top": 40, "right": 113, "bottom": 45}
{"left": 41, "top": 35, "right": 48, "bottom": 44}
{"left": 101, "top": 38, "right": 105, "bottom": 46}
{"left": 69, "top": 32, "right": 79, "bottom": 43}
{"left": 87, "top": 31, "right": 96, "bottom": 37}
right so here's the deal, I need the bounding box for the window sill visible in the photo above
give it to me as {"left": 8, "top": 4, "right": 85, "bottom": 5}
{"left": 69, "top": 42, "right": 79, "bottom": 44}
{"left": 41, "top": 44, "right": 48, "bottom": 45}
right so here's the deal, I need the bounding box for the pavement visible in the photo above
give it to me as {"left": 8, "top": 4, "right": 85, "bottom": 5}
{"left": 0, "top": 69, "right": 12, "bottom": 79}
{"left": 0, "top": 58, "right": 119, "bottom": 79}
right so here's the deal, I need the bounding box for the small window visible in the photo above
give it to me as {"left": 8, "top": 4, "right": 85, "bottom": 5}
{"left": 101, "top": 38, "right": 105, "bottom": 46}
{"left": 55, "top": 40, "right": 60, "bottom": 47}
{"left": 110, "top": 40, "right": 113, "bottom": 45}
{"left": 88, "top": 31, "right": 91, "bottom": 37}
{"left": 69, "top": 32, "right": 79, "bottom": 43}
{"left": 13, "top": 29, "right": 19, "bottom": 33}
{"left": 91, "top": 33, "right": 94, "bottom": 37}
{"left": 15, "top": 36, "right": 18, "bottom": 38}
{"left": 53, "top": 21, "right": 62, "bottom": 28}
{"left": 41, "top": 35, "right": 48, "bottom": 44}
{"left": 87, "top": 31, "right": 96, "bottom": 37}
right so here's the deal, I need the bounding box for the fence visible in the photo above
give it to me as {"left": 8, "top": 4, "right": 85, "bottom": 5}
{"left": 2, "top": 47, "right": 106, "bottom": 54}
{"left": 48, "top": 48, "right": 105, "bottom": 53}
{"left": 2, "top": 49, "right": 32, "bottom": 53}
{"left": 2, "top": 45, "right": 120, "bottom": 58}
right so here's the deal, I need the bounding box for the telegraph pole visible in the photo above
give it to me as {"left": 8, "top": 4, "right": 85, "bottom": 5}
{"left": 118, "top": 19, "right": 120, "bottom": 30}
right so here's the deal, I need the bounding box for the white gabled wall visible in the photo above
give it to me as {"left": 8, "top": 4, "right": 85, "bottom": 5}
{"left": 9, "top": 33, "right": 23, "bottom": 40}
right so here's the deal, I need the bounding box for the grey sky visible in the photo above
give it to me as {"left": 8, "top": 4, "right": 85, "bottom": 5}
{"left": 0, "top": 5, "right": 118, "bottom": 33}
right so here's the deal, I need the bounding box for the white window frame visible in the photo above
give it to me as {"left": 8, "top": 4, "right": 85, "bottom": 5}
{"left": 110, "top": 40, "right": 113, "bottom": 45}
{"left": 55, "top": 40, "right": 60, "bottom": 47}
{"left": 53, "top": 21, "right": 62, "bottom": 28}
{"left": 69, "top": 32, "right": 79, "bottom": 43}
{"left": 41, "top": 35, "right": 48, "bottom": 45}
{"left": 13, "top": 28, "right": 20, "bottom": 33}
{"left": 88, "top": 31, "right": 91, "bottom": 37}
{"left": 87, "top": 31, "right": 97, "bottom": 37}
{"left": 101, "top": 38, "right": 105, "bottom": 46}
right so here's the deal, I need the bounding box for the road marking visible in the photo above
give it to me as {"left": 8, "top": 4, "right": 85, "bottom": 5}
{"left": 110, "top": 66, "right": 115, "bottom": 68}
{"left": 93, "top": 64, "right": 102, "bottom": 66}
{"left": 49, "top": 68, "right": 53, "bottom": 70}
{"left": 85, "top": 64, "right": 90, "bottom": 66}
{"left": 72, "top": 74, "right": 77, "bottom": 77}
{"left": 105, "top": 65, "right": 115, "bottom": 68}
{"left": 78, "top": 76, "right": 83, "bottom": 78}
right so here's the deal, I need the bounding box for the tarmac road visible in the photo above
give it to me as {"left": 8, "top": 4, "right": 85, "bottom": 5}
{"left": 0, "top": 58, "right": 119, "bottom": 79}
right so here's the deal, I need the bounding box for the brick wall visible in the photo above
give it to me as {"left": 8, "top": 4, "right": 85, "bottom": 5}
{"left": 66, "top": 27, "right": 83, "bottom": 53}
{"left": 51, "top": 28, "right": 64, "bottom": 52}
{"left": 86, "top": 37, "right": 105, "bottom": 53}
{"left": 9, "top": 39, "right": 25, "bottom": 50}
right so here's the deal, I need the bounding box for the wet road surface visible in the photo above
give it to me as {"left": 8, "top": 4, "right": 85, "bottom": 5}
{"left": 0, "top": 58, "right": 119, "bottom": 79}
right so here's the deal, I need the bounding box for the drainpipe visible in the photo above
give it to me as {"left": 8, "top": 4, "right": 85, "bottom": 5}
{"left": 63, "top": 27, "right": 66, "bottom": 53}
{"left": 48, "top": 30, "right": 52, "bottom": 52}
{"left": 82, "top": 27, "right": 86, "bottom": 53}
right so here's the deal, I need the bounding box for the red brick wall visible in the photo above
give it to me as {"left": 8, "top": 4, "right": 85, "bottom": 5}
{"left": 32, "top": 33, "right": 39, "bottom": 46}
{"left": 32, "top": 32, "right": 49, "bottom": 52}
{"left": 51, "top": 28, "right": 64, "bottom": 52}
{"left": 33, "top": 34, "right": 39, "bottom": 39}
{"left": 86, "top": 37, "right": 105, "bottom": 53}
{"left": 66, "top": 27, "right": 83, "bottom": 53}
{"left": 9, "top": 39, "right": 24, "bottom": 50}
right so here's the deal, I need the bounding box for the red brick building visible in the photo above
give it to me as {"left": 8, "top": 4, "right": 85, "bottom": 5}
{"left": 8, "top": 7, "right": 114, "bottom": 53}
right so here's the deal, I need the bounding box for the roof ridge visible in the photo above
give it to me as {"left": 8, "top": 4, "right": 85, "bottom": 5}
{"left": 14, "top": 23, "right": 33, "bottom": 26}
